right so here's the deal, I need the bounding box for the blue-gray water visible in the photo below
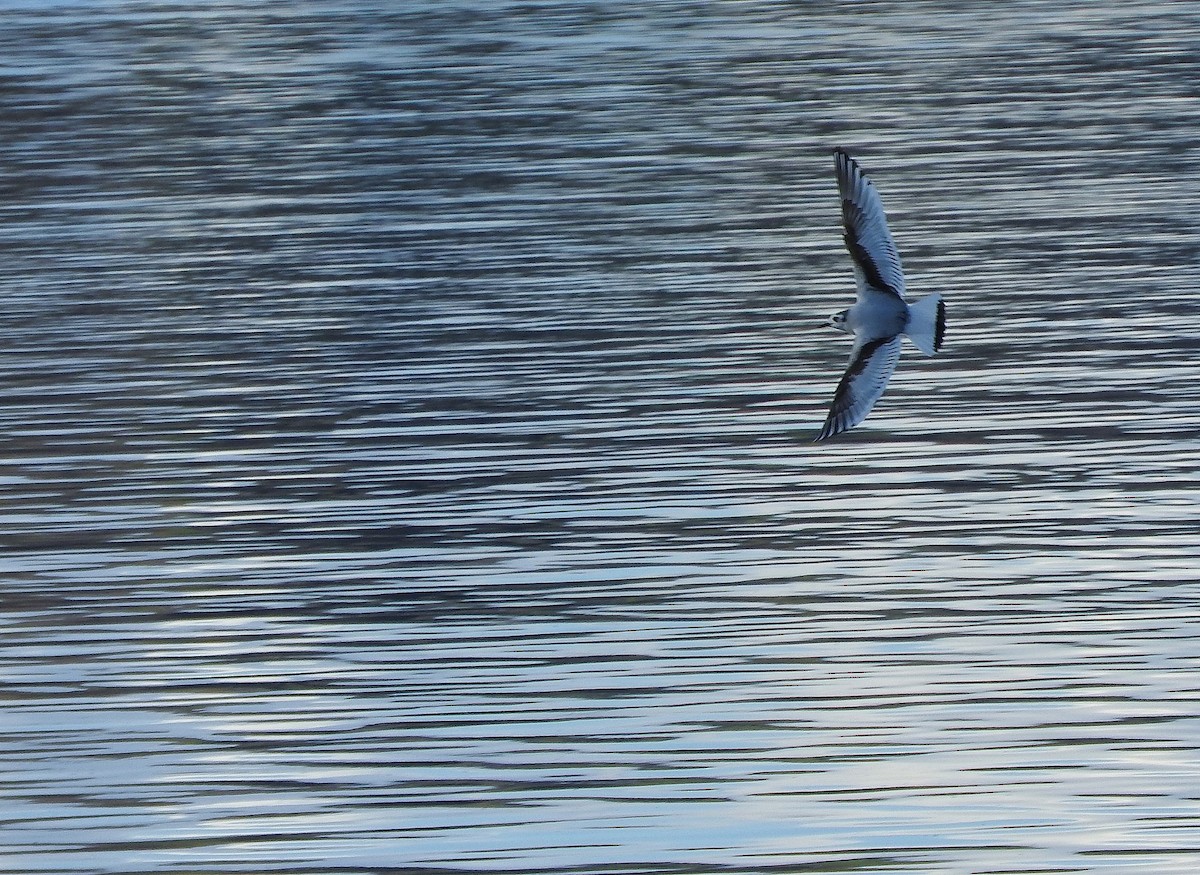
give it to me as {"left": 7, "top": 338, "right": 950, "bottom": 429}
{"left": 3, "top": 2, "right": 1200, "bottom": 873}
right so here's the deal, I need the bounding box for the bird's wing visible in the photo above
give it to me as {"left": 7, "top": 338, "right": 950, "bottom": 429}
{"left": 815, "top": 334, "right": 903, "bottom": 441}
{"left": 835, "top": 148, "right": 905, "bottom": 299}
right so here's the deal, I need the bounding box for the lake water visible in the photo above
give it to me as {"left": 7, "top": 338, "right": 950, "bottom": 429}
{"left": 3, "top": 1, "right": 1200, "bottom": 873}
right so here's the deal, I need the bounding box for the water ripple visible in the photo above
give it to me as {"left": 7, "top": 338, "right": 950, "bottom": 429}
{"left": 3, "top": 2, "right": 1200, "bottom": 874}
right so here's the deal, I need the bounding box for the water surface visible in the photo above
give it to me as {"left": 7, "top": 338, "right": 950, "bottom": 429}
{"left": 3, "top": 2, "right": 1200, "bottom": 873}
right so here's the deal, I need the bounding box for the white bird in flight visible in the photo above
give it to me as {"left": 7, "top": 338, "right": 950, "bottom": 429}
{"left": 816, "top": 149, "right": 945, "bottom": 441}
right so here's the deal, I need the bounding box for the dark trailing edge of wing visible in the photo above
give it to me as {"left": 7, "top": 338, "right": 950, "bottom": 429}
{"left": 843, "top": 221, "right": 899, "bottom": 296}
{"left": 815, "top": 335, "right": 894, "bottom": 442}
{"left": 835, "top": 148, "right": 901, "bottom": 297}
{"left": 935, "top": 298, "right": 946, "bottom": 352}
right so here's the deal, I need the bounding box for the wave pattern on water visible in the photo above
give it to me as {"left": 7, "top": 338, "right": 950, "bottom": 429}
{"left": 2, "top": 2, "right": 1200, "bottom": 874}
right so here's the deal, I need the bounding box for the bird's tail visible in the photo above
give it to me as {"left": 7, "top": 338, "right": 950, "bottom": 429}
{"left": 905, "top": 294, "right": 945, "bottom": 356}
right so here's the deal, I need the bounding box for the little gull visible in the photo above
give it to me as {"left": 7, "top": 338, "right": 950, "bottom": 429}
{"left": 815, "top": 148, "right": 945, "bottom": 441}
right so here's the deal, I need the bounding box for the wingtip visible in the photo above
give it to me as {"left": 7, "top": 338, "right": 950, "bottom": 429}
{"left": 813, "top": 425, "right": 843, "bottom": 443}
{"left": 833, "top": 148, "right": 867, "bottom": 194}
{"left": 813, "top": 419, "right": 841, "bottom": 442}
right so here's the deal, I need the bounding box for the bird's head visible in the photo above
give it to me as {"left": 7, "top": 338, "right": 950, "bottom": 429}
{"left": 829, "top": 309, "right": 851, "bottom": 334}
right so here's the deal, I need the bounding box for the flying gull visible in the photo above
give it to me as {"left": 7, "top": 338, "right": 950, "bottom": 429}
{"left": 815, "top": 148, "right": 945, "bottom": 441}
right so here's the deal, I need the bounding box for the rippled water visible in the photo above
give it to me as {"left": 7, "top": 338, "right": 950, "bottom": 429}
{"left": 3, "top": 2, "right": 1200, "bottom": 873}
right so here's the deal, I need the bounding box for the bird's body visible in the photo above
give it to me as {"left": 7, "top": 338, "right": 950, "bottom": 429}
{"left": 837, "top": 286, "right": 907, "bottom": 339}
{"left": 815, "top": 149, "right": 945, "bottom": 442}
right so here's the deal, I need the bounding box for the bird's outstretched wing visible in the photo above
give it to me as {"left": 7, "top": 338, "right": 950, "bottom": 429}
{"left": 835, "top": 148, "right": 905, "bottom": 299}
{"left": 815, "top": 334, "right": 903, "bottom": 441}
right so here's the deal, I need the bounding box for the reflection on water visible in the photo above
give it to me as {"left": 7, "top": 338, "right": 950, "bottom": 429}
{"left": 3, "top": 2, "right": 1200, "bottom": 873}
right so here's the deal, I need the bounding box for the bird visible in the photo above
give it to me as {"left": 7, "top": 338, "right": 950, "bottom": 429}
{"left": 815, "top": 148, "right": 945, "bottom": 442}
